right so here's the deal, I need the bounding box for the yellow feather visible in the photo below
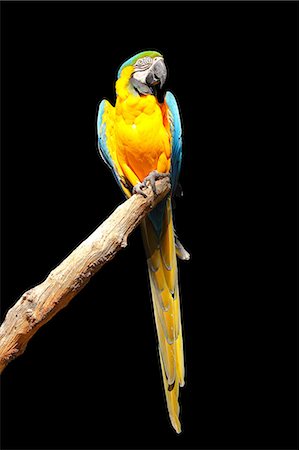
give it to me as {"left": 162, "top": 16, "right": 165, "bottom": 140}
{"left": 159, "top": 351, "right": 181, "bottom": 434}
{"left": 141, "top": 199, "right": 185, "bottom": 433}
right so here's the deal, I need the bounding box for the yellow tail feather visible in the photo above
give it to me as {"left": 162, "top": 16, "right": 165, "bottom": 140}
{"left": 141, "top": 198, "right": 185, "bottom": 433}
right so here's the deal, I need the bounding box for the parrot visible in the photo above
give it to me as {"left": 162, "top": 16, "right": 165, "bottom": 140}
{"left": 97, "top": 50, "right": 189, "bottom": 433}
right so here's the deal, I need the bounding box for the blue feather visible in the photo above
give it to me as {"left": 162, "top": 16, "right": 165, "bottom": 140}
{"left": 148, "top": 91, "right": 183, "bottom": 236}
{"left": 148, "top": 198, "right": 168, "bottom": 237}
{"left": 165, "top": 91, "right": 183, "bottom": 194}
{"left": 97, "top": 99, "right": 122, "bottom": 189}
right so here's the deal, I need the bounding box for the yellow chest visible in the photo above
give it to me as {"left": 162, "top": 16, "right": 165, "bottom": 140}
{"left": 114, "top": 93, "right": 171, "bottom": 180}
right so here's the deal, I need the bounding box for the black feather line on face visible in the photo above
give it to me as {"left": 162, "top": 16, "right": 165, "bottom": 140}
{"left": 130, "top": 77, "right": 153, "bottom": 96}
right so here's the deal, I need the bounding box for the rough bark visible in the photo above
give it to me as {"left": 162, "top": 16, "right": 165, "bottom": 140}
{"left": 0, "top": 178, "right": 171, "bottom": 373}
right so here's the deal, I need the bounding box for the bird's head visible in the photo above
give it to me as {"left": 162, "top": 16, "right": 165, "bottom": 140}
{"left": 117, "top": 50, "right": 167, "bottom": 102}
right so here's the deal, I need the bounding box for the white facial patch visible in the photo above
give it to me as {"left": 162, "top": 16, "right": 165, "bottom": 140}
{"left": 132, "top": 68, "right": 151, "bottom": 84}
{"left": 132, "top": 56, "right": 163, "bottom": 84}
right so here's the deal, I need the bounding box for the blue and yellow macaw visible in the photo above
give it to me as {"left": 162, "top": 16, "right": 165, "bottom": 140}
{"left": 97, "top": 50, "right": 189, "bottom": 433}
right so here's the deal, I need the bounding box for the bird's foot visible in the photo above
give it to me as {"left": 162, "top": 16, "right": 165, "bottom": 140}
{"left": 133, "top": 171, "right": 170, "bottom": 197}
{"left": 143, "top": 170, "right": 170, "bottom": 194}
{"left": 132, "top": 181, "right": 147, "bottom": 198}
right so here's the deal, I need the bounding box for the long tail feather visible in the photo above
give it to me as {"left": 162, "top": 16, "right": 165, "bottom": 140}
{"left": 141, "top": 197, "right": 185, "bottom": 433}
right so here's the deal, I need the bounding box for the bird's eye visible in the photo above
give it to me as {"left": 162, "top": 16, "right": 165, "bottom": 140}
{"left": 135, "top": 56, "right": 153, "bottom": 69}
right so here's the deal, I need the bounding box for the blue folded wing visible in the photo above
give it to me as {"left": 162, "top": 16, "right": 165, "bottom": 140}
{"left": 165, "top": 91, "right": 183, "bottom": 195}
{"left": 97, "top": 99, "right": 123, "bottom": 189}
{"left": 148, "top": 92, "right": 183, "bottom": 237}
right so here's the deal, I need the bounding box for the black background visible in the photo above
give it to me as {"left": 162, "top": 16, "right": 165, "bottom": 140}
{"left": 1, "top": 1, "right": 297, "bottom": 449}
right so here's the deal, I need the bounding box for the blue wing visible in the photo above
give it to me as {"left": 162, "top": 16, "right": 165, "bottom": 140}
{"left": 97, "top": 99, "right": 123, "bottom": 190}
{"left": 148, "top": 91, "right": 183, "bottom": 236}
{"left": 165, "top": 91, "right": 183, "bottom": 195}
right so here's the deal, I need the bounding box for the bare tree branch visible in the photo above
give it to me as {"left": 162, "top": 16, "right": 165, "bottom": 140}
{"left": 0, "top": 178, "right": 171, "bottom": 373}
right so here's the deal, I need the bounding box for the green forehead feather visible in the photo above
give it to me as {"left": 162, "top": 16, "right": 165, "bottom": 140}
{"left": 117, "top": 50, "right": 162, "bottom": 78}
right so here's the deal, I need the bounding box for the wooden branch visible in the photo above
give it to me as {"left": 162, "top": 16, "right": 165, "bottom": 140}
{"left": 0, "top": 178, "right": 171, "bottom": 373}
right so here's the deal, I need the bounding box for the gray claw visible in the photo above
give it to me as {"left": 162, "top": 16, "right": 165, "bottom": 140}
{"left": 133, "top": 171, "right": 170, "bottom": 197}
{"left": 143, "top": 170, "right": 170, "bottom": 194}
{"left": 132, "top": 182, "right": 147, "bottom": 198}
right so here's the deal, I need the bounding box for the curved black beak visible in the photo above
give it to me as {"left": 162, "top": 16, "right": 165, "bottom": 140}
{"left": 146, "top": 58, "right": 167, "bottom": 102}
{"left": 146, "top": 58, "right": 167, "bottom": 89}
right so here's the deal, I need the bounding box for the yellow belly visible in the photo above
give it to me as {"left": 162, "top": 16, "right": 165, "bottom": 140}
{"left": 114, "top": 93, "right": 171, "bottom": 183}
